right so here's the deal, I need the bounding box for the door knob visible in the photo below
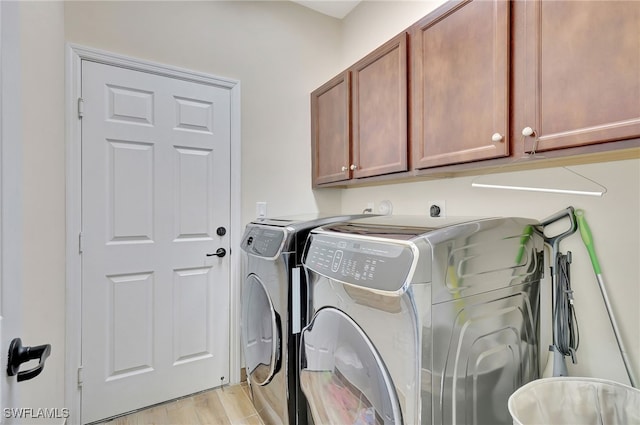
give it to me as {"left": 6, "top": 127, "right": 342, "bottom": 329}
{"left": 7, "top": 338, "right": 51, "bottom": 382}
{"left": 206, "top": 248, "right": 226, "bottom": 258}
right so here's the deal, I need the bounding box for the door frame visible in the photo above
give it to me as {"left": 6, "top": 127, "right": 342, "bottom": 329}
{"left": 64, "top": 44, "right": 242, "bottom": 424}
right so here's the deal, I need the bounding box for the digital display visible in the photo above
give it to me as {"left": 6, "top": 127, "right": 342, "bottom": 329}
{"left": 304, "top": 234, "right": 415, "bottom": 292}
{"left": 240, "top": 226, "right": 286, "bottom": 258}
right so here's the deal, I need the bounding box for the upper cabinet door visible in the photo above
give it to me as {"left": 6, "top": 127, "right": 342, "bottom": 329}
{"left": 515, "top": 0, "right": 640, "bottom": 153}
{"left": 411, "top": 0, "right": 510, "bottom": 170}
{"left": 311, "top": 71, "right": 351, "bottom": 185}
{"left": 351, "top": 33, "right": 408, "bottom": 179}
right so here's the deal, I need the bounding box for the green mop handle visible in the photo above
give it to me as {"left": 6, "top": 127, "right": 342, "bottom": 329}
{"left": 575, "top": 209, "right": 637, "bottom": 388}
{"left": 575, "top": 210, "right": 601, "bottom": 274}
{"left": 515, "top": 225, "right": 533, "bottom": 265}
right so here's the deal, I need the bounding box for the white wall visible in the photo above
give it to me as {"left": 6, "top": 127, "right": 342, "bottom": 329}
{"left": 340, "top": 0, "right": 444, "bottom": 66}
{"left": 337, "top": 1, "right": 640, "bottom": 385}
{"left": 20, "top": 2, "right": 66, "bottom": 422}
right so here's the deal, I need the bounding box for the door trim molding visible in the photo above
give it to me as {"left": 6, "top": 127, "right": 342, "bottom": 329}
{"left": 65, "top": 43, "right": 242, "bottom": 424}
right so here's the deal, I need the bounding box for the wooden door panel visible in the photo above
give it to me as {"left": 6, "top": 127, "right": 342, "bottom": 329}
{"left": 108, "top": 273, "right": 154, "bottom": 378}
{"left": 411, "top": 0, "right": 509, "bottom": 169}
{"left": 311, "top": 72, "right": 350, "bottom": 185}
{"left": 174, "top": 147, "right": 215, "bottom": 240}
{"left": 352, "top": 33, "right": 408, "bottom": 178}
{"left": 173, "top": 267, "right": 214, "bottom": 363}
{"left": 521, "top": 0, "right": 640, "bottom": 152}
{"left": 107, "top": 140, "right": 154, "bottom": 242}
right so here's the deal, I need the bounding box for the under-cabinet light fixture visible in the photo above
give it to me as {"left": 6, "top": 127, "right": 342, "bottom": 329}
{"left": 471, "top": 166, "right": 607, "bottom": 197}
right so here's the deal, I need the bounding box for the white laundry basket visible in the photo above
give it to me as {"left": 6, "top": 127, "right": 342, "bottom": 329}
{"left": 508, "top": 377, "right": 640, "bottom": 425}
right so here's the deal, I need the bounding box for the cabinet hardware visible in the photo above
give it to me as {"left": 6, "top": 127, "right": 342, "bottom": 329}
{"left": 522, "top": 127, "right": 535, "bottom": 137}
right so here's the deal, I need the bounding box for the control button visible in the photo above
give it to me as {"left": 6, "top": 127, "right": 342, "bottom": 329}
{"left": 331, "top": 250, "right": 343, "bottom": 273}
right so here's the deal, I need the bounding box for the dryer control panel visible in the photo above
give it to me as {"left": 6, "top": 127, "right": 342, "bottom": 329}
{"left": 303, "top": 234, "right": 416, "bottom": 292}
{"left": 240, "top": 225, "right": 286, "bottom": 259}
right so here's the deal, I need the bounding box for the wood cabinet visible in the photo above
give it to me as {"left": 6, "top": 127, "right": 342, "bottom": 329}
{"left": 311, "top": 33, "right": 408, "bottom": 186}
{"left": 311, "top": 0, "right": 639, "bottom": 188}
{"left": 411, "top": 0, "right": 510, "bottom": 170}
{"left": 351, "top": 33, "right": 408, "bottom": 178}
{"left": 513, "top": 0, "right": 640, "bottom": 154}
{"left": 311, "top": 72, "right": 350, "bottom": 185}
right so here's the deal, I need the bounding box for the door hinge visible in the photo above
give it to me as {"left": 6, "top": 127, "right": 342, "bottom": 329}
{"left": 77, "top": 366, "right": 84, "bottom": 387}
{"left": 77, "top": 98, "right": 84, "bottom": 119}
{"left": 78, "top": 232, "right": 83, "bottom": 254}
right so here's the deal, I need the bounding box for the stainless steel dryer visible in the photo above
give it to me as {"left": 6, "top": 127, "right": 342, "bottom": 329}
{"left": 240, "top": 214, "right": 370, "bottom": 425}
{"left": 300, "top": 215, "right": 544, "bottom": 425}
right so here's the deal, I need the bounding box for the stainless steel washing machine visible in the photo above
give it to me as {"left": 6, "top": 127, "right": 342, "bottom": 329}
{"left": 240, "top": 214, "right": 370, "bottom": 425}
{"left": 300, "top": 215, "right": 544, "bottom": 425}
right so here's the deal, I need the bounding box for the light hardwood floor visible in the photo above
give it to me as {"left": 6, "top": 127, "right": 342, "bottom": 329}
{"left": 98, "top": 384, "right": 264, "bottom": 425}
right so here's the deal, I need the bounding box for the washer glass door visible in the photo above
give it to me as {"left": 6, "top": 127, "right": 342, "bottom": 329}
{"left": 300, "top": 307, "right": 402, "bottom": 425}
{"left": 242, "top": 274, "right": 280, "bottom": 386}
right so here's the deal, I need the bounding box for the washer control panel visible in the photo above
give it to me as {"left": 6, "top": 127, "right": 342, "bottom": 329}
{"left": 241, "top": 225, "right": 286, "bottom": 259}
{"left": 303, "top": 233, "right": 415, "bottom": 292}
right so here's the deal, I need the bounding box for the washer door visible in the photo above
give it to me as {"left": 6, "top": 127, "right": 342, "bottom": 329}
{"left": 242, "top": 274, "right": 281, "bottom": 386}
{"left": 300, "top": 307, "right": 402, "bottom": 425}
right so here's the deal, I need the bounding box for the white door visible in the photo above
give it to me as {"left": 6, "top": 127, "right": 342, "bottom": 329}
{"left": 81, "top": 60, "right": 231, "bottom": 423}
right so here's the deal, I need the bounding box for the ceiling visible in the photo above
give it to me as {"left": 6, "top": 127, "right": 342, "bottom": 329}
{"left": 291, "top": 1, "right": 362, "bottom": 19}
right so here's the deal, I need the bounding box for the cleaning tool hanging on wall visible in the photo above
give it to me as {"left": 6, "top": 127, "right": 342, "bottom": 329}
{"left": 540, "top": 207, "right": 579, "bottom": 377}
{"left": 575, "top": 209, "right": 637, "bottom": 388}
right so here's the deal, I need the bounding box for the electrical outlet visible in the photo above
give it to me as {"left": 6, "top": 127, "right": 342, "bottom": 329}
{"left": 256, "top": 202, "right": 267, "bottom": 218}
{"left": 429, "top": 200, "right": 446, "bottom": 218}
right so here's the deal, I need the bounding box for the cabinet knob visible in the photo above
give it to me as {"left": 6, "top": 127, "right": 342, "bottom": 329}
{"left": 350, "top": 164, "right": 357, "bottom": 171}
{"left": 341, "top": 166, "right": 348, "bottom": 172}
{"left": 522, "top": 127, "right": 535, "bottom": 137}
{"left": 491, "top": 133, "right": 504, "bottom": 143}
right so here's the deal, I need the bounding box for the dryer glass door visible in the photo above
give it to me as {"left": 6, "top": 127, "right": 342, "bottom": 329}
{"left": 242, "top": 274, "right": 280, "bottom": 386}
{"left": 300, "top": 307, "right": 401, "bottom": 425}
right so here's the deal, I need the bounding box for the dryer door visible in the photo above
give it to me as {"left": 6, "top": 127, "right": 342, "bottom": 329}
{"left": 300, "top": 307, "right": 402, "bottom": 425}
{"left": 242, "top": 274, "right": 281, "bottom": 386}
